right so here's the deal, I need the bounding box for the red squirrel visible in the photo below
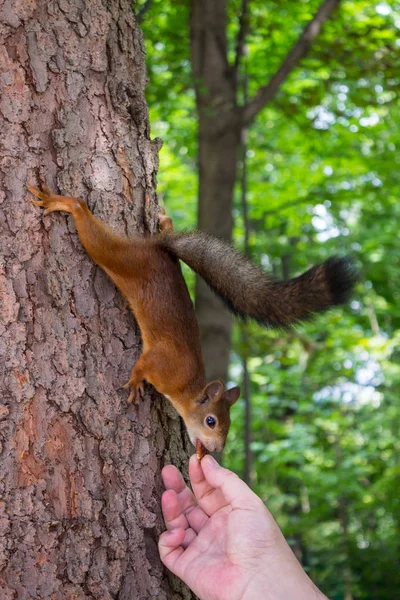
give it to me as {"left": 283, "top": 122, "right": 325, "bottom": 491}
{"left": 27, "top": 184, "right": 357, "bottom": 454}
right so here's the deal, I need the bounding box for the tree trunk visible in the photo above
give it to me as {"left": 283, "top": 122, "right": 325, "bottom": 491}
{"left": 335, "top": 442, "right": 354, "bottom": 600}
{"left": 190, "top": 0, "right": 240, "bottom": 383}
{"left": 0, "top": 3, "right": 194, "bottom": 599}
{"left": 195, "top": 130, "right": 240, "bottom": 382}
{"left": 239, "top": 123, "right": 253, "bottom": 486}
{"left": 189, "top": 0, "right": 342, "bottom": 384}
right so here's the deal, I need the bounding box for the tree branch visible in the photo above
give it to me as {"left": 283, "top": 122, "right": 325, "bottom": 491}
{"left": 136, "top": 0, "right": 153, "bottom": 23}
{"left": 263, "top": 195, "right": 313, "bottom": 217}
{"left": 243, "top": 0, "right": 341, "bottom": 126}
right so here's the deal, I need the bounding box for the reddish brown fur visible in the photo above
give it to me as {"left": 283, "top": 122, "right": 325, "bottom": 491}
{"left": 27, "top": 186, "right": 238, "bottom": 453}
{"left": 27, "top": 185, "right": 355, "bottom": 452}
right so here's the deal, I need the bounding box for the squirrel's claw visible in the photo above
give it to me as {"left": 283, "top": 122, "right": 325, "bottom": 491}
{"left": 42, "top": 183, "right": 52, "bottom": 195}
{"left": 27, "top": 185, "right": 49, "bottom": 202}
{"left": 27, "top": 185, "right": 55, "bottom": 214}
{"left": 124, "top": 380, "right": 145, "bottom": 405}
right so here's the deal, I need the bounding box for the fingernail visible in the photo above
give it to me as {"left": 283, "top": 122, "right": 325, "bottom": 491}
{"left": 203, "top": 454, "right": 218, "bottom": 468}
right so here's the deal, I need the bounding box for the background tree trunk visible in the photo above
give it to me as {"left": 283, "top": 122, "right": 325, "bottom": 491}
{"left": 190, "top": 0, "right": 341, "bottom": 384}
{"left": 195, "top": 131, "right": 240, "bottom": 382}
{"left": 190, "top": 0, "right": 240, "bottom": 383}
{"left": 0, "top": 2, "right": 194, "bottom": 598}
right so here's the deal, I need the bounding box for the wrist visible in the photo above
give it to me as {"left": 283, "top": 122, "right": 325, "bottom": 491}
{"left": 241, "top": 541, "right": 328, "bottom": 600}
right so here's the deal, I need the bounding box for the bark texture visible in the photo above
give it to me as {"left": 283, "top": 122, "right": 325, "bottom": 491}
{"left": 0, "top": 2, "right": 194, "bottom": 599}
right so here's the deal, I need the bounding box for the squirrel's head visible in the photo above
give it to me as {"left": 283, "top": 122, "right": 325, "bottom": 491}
{"left": 184, "top": 381, "right": 240, "bottom": 453}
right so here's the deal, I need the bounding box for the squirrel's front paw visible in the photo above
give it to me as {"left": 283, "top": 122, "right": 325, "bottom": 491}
{"left": 123, "top": 380, "right": 145, "bottom": 405}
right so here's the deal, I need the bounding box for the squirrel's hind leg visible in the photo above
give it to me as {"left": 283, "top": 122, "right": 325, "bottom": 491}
{"left": 28, "top": 184, "right": 137, "bottom": 275}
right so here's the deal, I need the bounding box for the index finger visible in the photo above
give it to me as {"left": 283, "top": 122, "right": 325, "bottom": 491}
{"left": 189, "top": 455, "right": 230, "bottom": 516}
{"left": 162, "top": 464, "right": 187, "bottom": 494}
{"left": 162, "top": 464, "right": 209, "bottom": 533}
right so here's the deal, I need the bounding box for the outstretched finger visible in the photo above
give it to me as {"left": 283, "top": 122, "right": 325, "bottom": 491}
{"left": 162, "top": 465, "right": 209, "bottom": 533}
{"left": 162, "top": 464, "right": 187, "bottom": 494}
{"left": 189, "top": 455, "right": 229, "bottom": 516}
{"left": 162, "top": 489, "right": 189, "bottom": 531}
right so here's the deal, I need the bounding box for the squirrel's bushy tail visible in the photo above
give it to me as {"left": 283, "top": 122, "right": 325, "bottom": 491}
{"left": 158, "top": 231, "right": 358, "bottom": 327}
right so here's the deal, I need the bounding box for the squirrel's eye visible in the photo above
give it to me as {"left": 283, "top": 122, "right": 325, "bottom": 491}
{"left": 206, "top": 416, "right": 216, "bottom": 429}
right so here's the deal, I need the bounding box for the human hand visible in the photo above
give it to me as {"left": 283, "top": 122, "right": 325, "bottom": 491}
{"left": 159, "top": 455, "right": 327, "bottom": 600}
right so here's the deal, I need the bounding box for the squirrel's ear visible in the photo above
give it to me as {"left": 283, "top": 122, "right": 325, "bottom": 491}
{"left": 224, "top": 386, "right": 240, "bottom": 406}
{"left": 205, "top": 381, "right": 224, "bottom": 400}
{"left": 196, "top": 381, "right": 224, "bottom": 405}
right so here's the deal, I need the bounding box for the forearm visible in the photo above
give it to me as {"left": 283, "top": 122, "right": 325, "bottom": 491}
{"left": 243, "top": 574, "right": 328, "bottom": 600}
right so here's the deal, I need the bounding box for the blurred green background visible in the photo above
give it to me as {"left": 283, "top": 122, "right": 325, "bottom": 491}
{"left": 138, "top": 1, "right": 400, "bottom": 598}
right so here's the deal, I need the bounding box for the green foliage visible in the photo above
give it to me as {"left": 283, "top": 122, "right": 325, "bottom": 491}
{"left": 138, "top": 0, "right": 400, "bottom": 597}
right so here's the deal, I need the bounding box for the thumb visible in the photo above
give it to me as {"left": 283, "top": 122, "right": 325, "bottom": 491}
{"left": 201, "top": 455, "right": 259, "bottom": 507}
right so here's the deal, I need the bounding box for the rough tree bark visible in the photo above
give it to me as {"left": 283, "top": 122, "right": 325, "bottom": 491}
{"left": 190, "top": 0, "right": 341, "bottom": 384}
{"left": 0, "top": 2, "right": 194, "bottom": 599}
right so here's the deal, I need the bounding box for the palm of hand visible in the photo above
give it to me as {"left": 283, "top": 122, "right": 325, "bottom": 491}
{"left": 159, "top": 456, "right": 281, "bottom": 600}
{"left": 185, "top": 507, "right": 276, "bottom": 600}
